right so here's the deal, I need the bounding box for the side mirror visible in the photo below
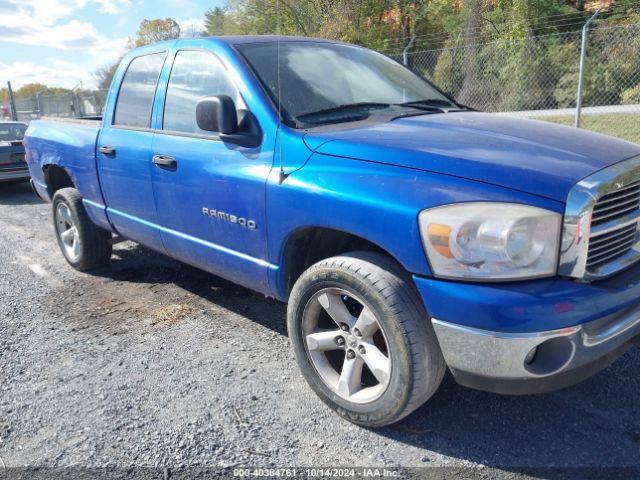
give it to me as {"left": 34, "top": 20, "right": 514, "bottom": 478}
{"left": 196, "top": 95, "right": 238, "bottom": 135}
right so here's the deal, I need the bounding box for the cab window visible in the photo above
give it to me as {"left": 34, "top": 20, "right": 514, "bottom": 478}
{"left": 114, "top": 52, "right": 165, "bottom": 128}
{"left": 163, "top": 50, "right": 242, "bottom": 135}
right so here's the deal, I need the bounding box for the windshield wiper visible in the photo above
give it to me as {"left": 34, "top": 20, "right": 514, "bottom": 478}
{"left": 297, "top": 102, "right": 393, "bottom": 121}
{"left": 296, "top": 100, "right": 464, "bottom": 127}
{"left": 399, "top": 98, "right": 466, "bottom": 110}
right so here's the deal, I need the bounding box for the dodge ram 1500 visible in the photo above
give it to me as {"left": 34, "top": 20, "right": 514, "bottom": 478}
{"left": 24, "top": 36, "right": 640, "bottom": 427}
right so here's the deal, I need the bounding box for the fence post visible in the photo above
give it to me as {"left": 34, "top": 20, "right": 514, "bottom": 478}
{"left": 575, "top": 9, "right": 600, "bottom": 128}
{"left": 403, "top": 35, "right": 416, "bottom": 67}
{"left": 7, "top": 81, "right": 18, "bottom": 121}
{"left": 35, "top": 92, "right": 41, "bottom": 118}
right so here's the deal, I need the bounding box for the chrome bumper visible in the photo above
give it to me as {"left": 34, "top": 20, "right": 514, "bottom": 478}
{"left": 432, "top": 302, "right": 640, "bottom": 394}
{"left": 0, "top": 167, "right": 30, "bottom": 182}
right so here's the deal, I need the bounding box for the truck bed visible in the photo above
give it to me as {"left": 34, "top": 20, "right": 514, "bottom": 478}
{"left": 24, "top": 117, "right": 105, "bottom": 207}
{"left": 39, "top": 116, "right": 103, "bottom": 125}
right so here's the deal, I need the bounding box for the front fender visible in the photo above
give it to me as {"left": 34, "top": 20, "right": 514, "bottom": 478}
{"left": 266, "top": 153, "right": 564, "bottom": 299}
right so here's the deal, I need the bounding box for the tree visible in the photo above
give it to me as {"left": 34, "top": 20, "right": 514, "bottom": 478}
{"left": 203, "top": 7, "right": 232, "bottom": 35}
{"left": 10, "top": 83, "right": 70, "bottom": 98}
{"left": 93, "top": 18, "right": 181, "bottom": 93}
{"left": 16, "top": 83, "right": 50, "bottom": 97}
{"left": 94, "top": 62, "right": 120, "bottom": 91}
{"left": 134, "top": 18, "right": 181, "bottom": 47}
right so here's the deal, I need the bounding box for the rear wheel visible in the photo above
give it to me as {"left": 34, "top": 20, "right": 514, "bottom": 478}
{"left": 287, "top": 251, "right": 445, "bottom": 427}
{"left": 52, "top": 188, "right": 112, "bottom": 271}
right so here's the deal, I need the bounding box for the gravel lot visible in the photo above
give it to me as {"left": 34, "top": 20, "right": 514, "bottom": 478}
{"left": 1, "top": 181, "right": 640, "bottom": 479}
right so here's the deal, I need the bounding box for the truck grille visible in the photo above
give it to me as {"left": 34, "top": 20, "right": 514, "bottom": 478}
{"left": 587, "top": 223, "right": 638, "bottom": 269}
{"left": 586, "top": 179, "right": 640, "bottom": 281}
{"left": 559, "top": 155, "right": 640, "bottom": 281}
{"left": 586, "top": 181, "right": 640, "bottom": 271}
{"left": 591, "top": 181, "right": 640, "bottom": 227}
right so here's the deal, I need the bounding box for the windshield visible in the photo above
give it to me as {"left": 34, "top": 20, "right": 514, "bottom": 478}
{"left": 237, "top": 41, "right": 457, "bottom": 127}
{"left": 0, "top": 123, "right": 27, "bottom": 142}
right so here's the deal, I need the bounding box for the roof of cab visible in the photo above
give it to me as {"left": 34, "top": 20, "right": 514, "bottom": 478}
{"left": 126, "top": 35, "right": 345, "bottom": 56}
{"left": 213, "top": 35, "right": 339, "bottom": 45}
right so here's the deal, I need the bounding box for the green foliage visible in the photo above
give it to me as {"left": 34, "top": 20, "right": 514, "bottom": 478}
{"left": 426, "top": 2, "right": 640, "bottom": 111}
{"left": 622, "top": 85, "right": 640, "bottom": 104}
{"left": 203, "top": 7, "right": 236, "bottom": 35}
{"left": 4, "top": 83, "right": 73, "bottom": 99}
{"left": 432, "top": 39, "right": 465, "bottom": 95}
{"left": 201, "top": 0, "right": 457, "bottom": 50}
{"left": 135, "top": 18, "right": 181, "bottom": 47}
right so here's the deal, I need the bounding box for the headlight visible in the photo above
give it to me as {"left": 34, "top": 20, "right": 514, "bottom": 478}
{"left": 419, "top": 203, "right": 561, "bottom": 281}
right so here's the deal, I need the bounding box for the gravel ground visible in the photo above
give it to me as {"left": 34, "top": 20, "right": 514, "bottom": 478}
{"left": 1, "top": 182, "right": 640, "bottom": 479}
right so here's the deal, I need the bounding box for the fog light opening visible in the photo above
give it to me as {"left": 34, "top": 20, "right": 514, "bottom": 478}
{"left": 523, "top": 337, "right": 575, "bottom": 376}
{"left": 524, "top": 346, "right": 538, "bottom": 365}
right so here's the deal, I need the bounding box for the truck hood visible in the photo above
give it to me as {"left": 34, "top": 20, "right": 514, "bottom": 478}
{"left": 303, "top": 112, "right": 640, "bottom": 202}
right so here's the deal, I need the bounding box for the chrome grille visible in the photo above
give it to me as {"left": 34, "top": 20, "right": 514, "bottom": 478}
{"left": 587, "top": 223, "right": 638, "bottom": 268}
{"left": 591, "top": 181, "right": 640, "bottom": 227}
{"left": 560, "top": 155, "right": 640, "bottom": 281}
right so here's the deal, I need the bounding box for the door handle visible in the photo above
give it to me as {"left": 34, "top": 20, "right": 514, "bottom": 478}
{"left": 152, "top": 155, "right": 177, "bottom": 170}
{"left": 99, "top": 145, "right": 116, "bottom": 156}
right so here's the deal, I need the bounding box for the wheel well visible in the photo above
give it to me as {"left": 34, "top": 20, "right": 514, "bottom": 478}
{"left": 43, "top": 165, "right": 74, "bottom": 196}
{"left": 283, "top": 227, "right": 398, "bottom": 294}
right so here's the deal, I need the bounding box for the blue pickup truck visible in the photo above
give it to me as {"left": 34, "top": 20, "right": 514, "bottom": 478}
{"left": 24, "top": 36, "right": 640, "bottom": 427}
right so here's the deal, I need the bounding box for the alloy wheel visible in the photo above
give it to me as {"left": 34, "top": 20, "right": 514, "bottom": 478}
{"left": 302, "top": 288, "right": 391, "bottom": 404}
{"left": 55, "top": 202, "right": 80, "bottom": 262}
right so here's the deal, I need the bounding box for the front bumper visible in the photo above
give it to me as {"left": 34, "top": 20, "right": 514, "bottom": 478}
{"left": 414, "top": 264, "right": 640, "bottom": 394}
{"left": 432, "top": 309, "right": 640, "bottom": 394}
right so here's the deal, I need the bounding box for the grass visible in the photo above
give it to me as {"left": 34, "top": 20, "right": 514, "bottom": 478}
{"left": 533, "top": 113, "right": 640, "bottom": 145}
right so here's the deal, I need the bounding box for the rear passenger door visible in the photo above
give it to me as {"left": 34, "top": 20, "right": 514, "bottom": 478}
{"left": 97, "top": 51, "right": 167, "bottom": 252}
{"left": 150, "top": 48, "right": 271, "bottom": 293}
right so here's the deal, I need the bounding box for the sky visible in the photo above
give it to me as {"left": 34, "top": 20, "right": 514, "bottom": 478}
{"left": 0, "top": 0, "right": 227, "bottom": 90}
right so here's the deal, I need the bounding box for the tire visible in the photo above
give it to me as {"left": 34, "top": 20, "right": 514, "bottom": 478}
{"left": 52, "top": 187, "right": 112, "bottom": 271}
{"left": 287, "top": 251, "right": 446, "bottom": 427}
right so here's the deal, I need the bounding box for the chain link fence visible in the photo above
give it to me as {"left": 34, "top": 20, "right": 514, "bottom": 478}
{"left": 400, "top": 22, "right": 640, "bottom": 144}
{"left": 2, "top": 23, "right": 639, "bottom": 145}
{"left": 1, "top": 90, "right": 107, "bottom": 123}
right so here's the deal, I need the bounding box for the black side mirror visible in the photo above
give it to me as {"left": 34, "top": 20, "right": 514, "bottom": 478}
{"left": 196, "top": 95, "right": 238, "bottom": 135}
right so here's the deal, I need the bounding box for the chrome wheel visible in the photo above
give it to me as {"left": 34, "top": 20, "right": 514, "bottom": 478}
{"left": 55, "top": 202, "right": 80, "bottom": 262}
{"left": 302, "top": 288, "right": 391, "bottom": 404}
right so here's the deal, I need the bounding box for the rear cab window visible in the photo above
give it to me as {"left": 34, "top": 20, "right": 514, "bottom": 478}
{"left": 114, "top": 52, "right": 166, "bottom": 128}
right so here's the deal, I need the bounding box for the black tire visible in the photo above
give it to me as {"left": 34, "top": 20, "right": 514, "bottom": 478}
{"left": 287, "top": 251, "right": 446, "bottom": 427}
{"left": 52, "top": 187, "right": 112, "bottom": 271}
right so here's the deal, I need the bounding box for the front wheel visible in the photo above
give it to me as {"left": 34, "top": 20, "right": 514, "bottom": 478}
{"left": 52, "top": 188, "right": 112, "bottom": 271}
{"left": 287, "top": 251, "right": 445, "bottom": 427}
